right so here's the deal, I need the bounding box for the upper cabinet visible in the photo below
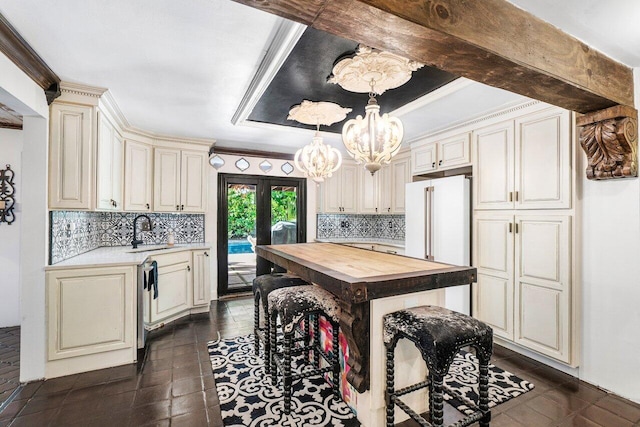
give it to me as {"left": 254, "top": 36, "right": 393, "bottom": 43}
{"left": 124, "top": 139, "right": 153, "bottom": 212}
{"left": 474, "top": 108, "right": 571, "bottom": 210}
{"left": 154, "top": 148, "right": 207, "bottom": 213}
{"left": 412, "top": 132, "right": 470, "bottom": 175}
{"left": 49, "top": 103, "right": 94, "bottom": 210}
{"left": 96, "top": 112, "right": 123, "bottom": 211}
{"left": 322, "top": 161, "right": 358, "bottom": 214}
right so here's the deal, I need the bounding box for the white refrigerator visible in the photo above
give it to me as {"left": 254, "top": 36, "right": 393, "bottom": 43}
{"left": 405, "top": 175, "right": 471, "bottom": 315}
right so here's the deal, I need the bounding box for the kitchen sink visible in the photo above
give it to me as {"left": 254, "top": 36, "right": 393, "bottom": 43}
{"left": 125, "top": 245, "right": 180, "bottom": 253}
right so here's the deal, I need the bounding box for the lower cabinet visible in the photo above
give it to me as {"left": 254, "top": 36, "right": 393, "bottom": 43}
{"left": 473, "top": 212, "right": 573, "bottom": 364}
{"left": 193, "top": 249, "right": 211, "bottom": 306}
{"left": 46, "top": 265, "right": 136, "bottom": 377}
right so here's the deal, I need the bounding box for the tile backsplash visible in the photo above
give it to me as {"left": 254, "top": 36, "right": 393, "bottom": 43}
{"left": 316, "top": 214, "right": 405, "bottom": 241}
{"left": 50, "top": 211, "right": 205, "bottom": 264}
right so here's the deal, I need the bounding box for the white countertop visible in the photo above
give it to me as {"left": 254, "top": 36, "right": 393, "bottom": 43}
{"left": 46, "top": 243, "right": 212, "bottom": 270}
{"left": 314, "top": 238, "right": 405, "bottom": 248}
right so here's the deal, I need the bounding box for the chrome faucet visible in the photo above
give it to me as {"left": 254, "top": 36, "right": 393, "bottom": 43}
{"left": 132, "top": 214, "right": 153, "bottom": 249}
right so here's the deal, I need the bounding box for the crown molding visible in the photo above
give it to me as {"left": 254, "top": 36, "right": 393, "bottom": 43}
{"left": 231, "top": 20, "right": 307, "bottom": 126}
{"left": 60, "top": 81, "right": 108, "bottom": 98}
{"left": 407, "top": 99, "right": 541, "bottom": 144}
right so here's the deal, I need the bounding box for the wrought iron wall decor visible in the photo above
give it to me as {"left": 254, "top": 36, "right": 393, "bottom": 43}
{"left": 0, "top": 164, "right": 16, "bottom": 224}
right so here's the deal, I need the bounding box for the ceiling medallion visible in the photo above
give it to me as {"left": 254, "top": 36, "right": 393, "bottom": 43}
{"left": 328, "top": 45, "right": 424, "bottom": 94}
{"left": 288, "top": 101, "right": 350, "bottom": 183}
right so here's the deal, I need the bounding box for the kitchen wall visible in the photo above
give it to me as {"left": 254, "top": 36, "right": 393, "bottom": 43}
{"left": 316, "top": 213, "right": 405, "bottom": 241}
{"left": 577, "top": 67, "right": 640, "bottom": 403}
{"left": 49, "top": 211, "right": 205, "bottom": 264}
{"left": 0, "top": 128, "right": 22, "bottom": 327}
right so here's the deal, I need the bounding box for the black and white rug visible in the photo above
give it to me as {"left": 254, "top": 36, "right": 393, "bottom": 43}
{"left": 208, "top": 335, "right": 534, "bottom": 426}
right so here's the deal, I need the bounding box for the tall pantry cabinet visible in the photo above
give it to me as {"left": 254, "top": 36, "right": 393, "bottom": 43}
{"left": 472, "top": 105, "right": 578, "bottom": 366}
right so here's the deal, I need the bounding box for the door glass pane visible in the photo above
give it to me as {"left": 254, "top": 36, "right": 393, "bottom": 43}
{"left": 227, "top": 183, "right": 256, "bottom": 292}
{"left": 270, "top": 185, "right": 298, "bottom": 244}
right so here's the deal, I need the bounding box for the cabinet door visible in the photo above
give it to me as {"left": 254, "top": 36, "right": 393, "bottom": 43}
{"left": 473, "top": 121, "right": 515, "bottom": 210}
{"left": 473, "top": 213, "right": 514, "bottom": 340}
{"left": 515, "top": 109, "right": 571, "bottom": 209}
{"left": 378, "top": 166, "right": 392, "bottom": 213}
{"left": 154, "top": 148, "right": 181, "bottom": 212}
{"left": 111, "top": 132, "right": 123, "bottom": 210}
{"left": 181, "top": 150, "right": 208, "bottom": 213}
{"left": 322, "top": 173, "right": 342, "bottom": 213}
{"left": 96, "top": 113, "right": 116, "bottom": 211}
{"left": 514, "top": 215, "right": 571, "bottom": 362}
{"left": 150, "top": 260, "right": 192, "bottom": 323}
{"left": 390, "top": 154, "right": 410, "bottom": 213}
{"left": 341, "top": 163, "right": 358, "bottom": 213}
{"left": 193, "top": 250, "right": 211, "bottom": 306}
{"left": 47, "top": 266, "right": 135, "bottom": 360}
{"left": 358, "top": 167, "right": 379, "bottom": 214}
{"left": 439, "top": 132, "right": 470, "bottom": 169}
{"left": 124, "top": 140, "right": 153, "bottom": 212}
{"left": 49, "top": 103, "right": 94, "bottom": 209}
{"left": 411, "top": 142, "right": 436, "bottom": 175}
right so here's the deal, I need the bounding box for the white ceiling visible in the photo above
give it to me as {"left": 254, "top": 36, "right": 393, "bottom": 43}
{"left": 0, "top": 0, "right": 637, "bottom": 153}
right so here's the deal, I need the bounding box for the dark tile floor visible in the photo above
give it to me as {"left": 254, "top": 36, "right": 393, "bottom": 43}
{"left": 1, "top": 296, "right": 639, "bottom": 426}
{"left": 0, "top": 327, "right": 20, "bottom": 409}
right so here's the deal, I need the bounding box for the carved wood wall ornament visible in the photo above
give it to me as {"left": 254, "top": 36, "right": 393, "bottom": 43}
{"left": 577, "top": 106, "right": 638, "bottom": 180}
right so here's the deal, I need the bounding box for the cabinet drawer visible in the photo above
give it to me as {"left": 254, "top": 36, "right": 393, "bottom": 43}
{"left": 150, "top": 251, "right": 191, "bottom": 267}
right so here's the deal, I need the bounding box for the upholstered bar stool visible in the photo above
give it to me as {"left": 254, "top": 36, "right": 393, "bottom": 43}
{"left": 268, "top": 285, "right": 342, "bottom": 415}
{"left": 383, "top": 306, "right": 493, "bottom": 427}
{"left": 252, "top": 273, "right": 309, "bottom": 374}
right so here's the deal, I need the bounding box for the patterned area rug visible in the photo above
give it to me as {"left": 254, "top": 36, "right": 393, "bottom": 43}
{"left": 208, "top": 335, "right": 534, "bottom": 426}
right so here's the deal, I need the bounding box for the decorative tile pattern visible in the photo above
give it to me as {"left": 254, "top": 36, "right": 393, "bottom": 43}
{"left": 50, "top": 211, "right": 205, "bottom": 264}
{"left": 316, "top": 214, "right": 405, "bottom": 241}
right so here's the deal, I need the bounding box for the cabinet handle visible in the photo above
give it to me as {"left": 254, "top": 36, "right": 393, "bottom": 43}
{"left": 432, "top": 162, "right": 435, "bottom": 168}
{"left": 204, "top": 252, "right": 209, "bottom": 257}
{"left": 176, "top": 205, "right": 180, "bottom": 211}
{"left": 509, "top": 223, "right": 513, "bottom": 233}
{"left": 387, "top": 207, "right": 391, "bottom": 213}
{"left": 438, "top": 160, "right": 442, "bottom": 166}
{"left": 509, "top": 192, "right": 513, "bottom": 202}
{"left": 187, "top": 265, "right": 191, "bottom": 272}
{"left": 181, "top": 204, "right": 184, "bottom": 211}
{"left": 386, "top": 250, "right": 397, "bottom": 254}
{"left": 114, "top": 201, "right": 117, "bottom": 208}
{"left": 146, "top": 203, "right": 150, "bottom": 210}
{"left": 515, "top": 223, "right": 519, "bottom": 234}
{"left": 375, "top": 207, "right": 378, "bottom": 213}
{"left": 515, "top": 191, "right": 519, "bottom": 202}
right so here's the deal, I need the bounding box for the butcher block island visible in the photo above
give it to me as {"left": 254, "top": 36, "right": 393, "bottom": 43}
{"left": 255, "top": 242, "right": 477, "bottom": 426}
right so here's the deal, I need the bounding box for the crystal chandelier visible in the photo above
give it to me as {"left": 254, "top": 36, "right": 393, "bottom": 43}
{"left": 341, "top": 79, "right": 403, "bottom": 175}
{"left": 288, "top": 101, "right": 351, "bottom": 182}
{"left": 329, "top": 45, "right": 422, "bottom": 175}
{"left": 294, "top": 124, "right": 342, "bottom": 183}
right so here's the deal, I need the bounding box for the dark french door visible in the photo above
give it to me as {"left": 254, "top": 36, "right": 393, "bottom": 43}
{"left": 217, "top": 174, "right": 306, "bottom": 296}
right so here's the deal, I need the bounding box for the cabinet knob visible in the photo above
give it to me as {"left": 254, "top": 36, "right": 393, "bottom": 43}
{"left": 387, "top": 207, "right": 391, "bottom": 213}
{"left": 176, "top": 205, "right": 180, "bottom": 211}
{"left": 146, "top": 203, "right": 150, "bottom": 210}
{"left": 204, "top": 252, "right": 209, "bottom": 257}
{"left": 438, "top": 160, "right": 442, "bottom": 166}
{"left": 375, "top": 207, "right": 378, "bottom": 213}
{"left": 181, "top": 204, "right": 184, "bottom": 211}
{"left": 187, "top": 265, "right": 191, "bottom": 272}
{"left": 432, "top": 162, "right": 435, "bottom": 168}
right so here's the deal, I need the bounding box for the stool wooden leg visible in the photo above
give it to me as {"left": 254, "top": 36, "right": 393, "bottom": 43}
{"left": 313, "top": 314, "right": 320, "bottom": 369}
{"left": 331, "top": 320, "right": 340, "bottom": 399}
{"left": 385, "top": 342, "right": 396, "bottom": 427}
{"left": 264, "top": 302, "right": 271, "bottom": 367}
{"left": 268, "top": 311, "right": 277, "bottom": 381}
{"left": 283, "top": 331, "right": 293, "bottom": 415}
{"left": 428, "top": 374, "right": 434, "bottom": 423}
{"left": 254, "top": 295, "right": 260, "bottom": 356}
{"left": 431, "top": 374, "right": 444, "bottom": 427}
{"left": 479, "top": 357, "right": 491, "bottom": 427}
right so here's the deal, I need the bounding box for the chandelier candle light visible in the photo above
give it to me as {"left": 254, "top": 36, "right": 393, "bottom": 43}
{"left": 329, "top": 45, "right": 424, "bottom": 175}
{"left": 288, "top": 100, "right": 352, "bottom": 183}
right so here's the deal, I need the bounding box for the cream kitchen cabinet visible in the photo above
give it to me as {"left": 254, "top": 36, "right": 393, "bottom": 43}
{"left": 147, "top": 251, "right": 192, "bottom": 325}
{"left": 193, "top": 249, "right": 211, "bottom": 306}
{"left": 357, "top": 151, "right": 411, "bottom": 214}
{"left": 473, "top": 212, "right": 573, "bottom": 364}
{"left": 96, "top": 112, "right": 123, "bottom": 211}
{"left": 474, "top": 108, "right": 571, "bottom": 210}
{"left": 411, "top": 132, "right": 470, "bottom": 175}
{"left": 46, "top": 265, "right": 136, "bottom": 377}
{"left": 322, "top": 161, "right": 358, "bottom": 213}
{"left": 124, "top": 139, "right": 153, "bottom": 212}
{"left": 49, "top": 102, "right": 94, "bottom": 210}
{"left": 154, "top": 148, "right": 207, "bottom": 213}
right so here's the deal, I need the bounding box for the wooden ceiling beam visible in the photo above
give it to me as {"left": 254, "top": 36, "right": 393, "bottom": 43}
{"left": 231, "top": 0, "right": 634, "bottom": 114}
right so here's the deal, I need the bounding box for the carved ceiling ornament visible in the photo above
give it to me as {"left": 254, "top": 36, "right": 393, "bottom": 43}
{"left": 287, "top": 100, "right": 352, "bottom": 126}
{"left": 328, "top": 45, "right": 424, "bottom": 94}
{"left": 577, "top": 106, "right": 638, "bottom": 180}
